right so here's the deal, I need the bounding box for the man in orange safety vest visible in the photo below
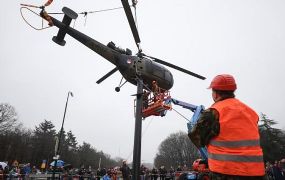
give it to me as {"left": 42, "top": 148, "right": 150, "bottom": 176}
{"left": 189, "top": 74, "right": 266, "bottom": 179}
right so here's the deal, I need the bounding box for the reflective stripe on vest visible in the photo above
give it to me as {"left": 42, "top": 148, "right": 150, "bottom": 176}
{"left": 209, "top": 139, "right": 260, "bottom": 148}
{"left": 208, "top": 152, "right": 264, "bottom": 162}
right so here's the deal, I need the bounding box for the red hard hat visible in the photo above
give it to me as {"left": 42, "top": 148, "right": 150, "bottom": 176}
{"left": 208, "top": 74, "right": 237, "bottom": 91}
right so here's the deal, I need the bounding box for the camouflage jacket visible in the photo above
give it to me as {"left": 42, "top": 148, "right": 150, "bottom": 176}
{"left": 188, "top": 108, "right": 220, "bottom": 148}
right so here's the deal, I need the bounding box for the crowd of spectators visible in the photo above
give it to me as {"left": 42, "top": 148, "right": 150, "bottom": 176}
{"left": 265, "top": 159, "right": 285, "bottom": 180}
{"left": 1, "top": 159, "right": 284, "bottom": 179}
{"left": 0, "top": 160, "right": 188, "bottom": 180}
{"left": 0, "top": 162, "right": 38, "bottom": 179}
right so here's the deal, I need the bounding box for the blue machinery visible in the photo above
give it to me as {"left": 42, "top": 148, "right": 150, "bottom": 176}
{"left": 170, "top": 98, "right": 208, "bottom": 160}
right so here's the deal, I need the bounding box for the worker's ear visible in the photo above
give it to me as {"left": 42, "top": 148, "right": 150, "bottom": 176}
{"left": 212, "top": 90, "right": 217, "bottom": 101}
{"left": 212, "top": 90, "right": 220, "bottom": 102}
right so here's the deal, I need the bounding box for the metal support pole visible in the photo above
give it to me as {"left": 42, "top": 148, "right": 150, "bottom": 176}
{"left": 132, "top": 78, "right": 143, "bottom": 180}
{"left": 52, "top": 91, "right": 73, "bottom": 180}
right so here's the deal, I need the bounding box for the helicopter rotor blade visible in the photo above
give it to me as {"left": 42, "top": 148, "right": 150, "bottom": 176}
{"left": 121, "top": 0, "right": 141, "bottom": 48}
{"left": 145, "top": 55, "right": 206, "bottom": 80}
{"left": 96, "top": 67, "right": 119, "bottom": 84}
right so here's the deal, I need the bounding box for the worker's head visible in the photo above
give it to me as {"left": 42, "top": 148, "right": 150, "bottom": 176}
{"left": 208, "top": 74, "right": 236, "bottom": 102}
{"left": 122, "top": 160, "right": 127, "bottom": 164}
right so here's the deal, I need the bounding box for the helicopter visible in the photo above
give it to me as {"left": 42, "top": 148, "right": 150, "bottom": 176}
{"left": 34, "top": 0, "right": 205, "bottom": 92}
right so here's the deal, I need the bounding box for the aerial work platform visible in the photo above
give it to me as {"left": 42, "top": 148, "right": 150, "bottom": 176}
{"left": 140, "top": 82, "right": 172, "bottom": 118}
{"left": 142, "top": 96, "right": 172, "bottom": 118}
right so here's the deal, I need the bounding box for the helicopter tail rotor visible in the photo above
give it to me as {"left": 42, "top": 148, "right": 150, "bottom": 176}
{"left": 52, "top": 7, "right": 78, "bottom": 46}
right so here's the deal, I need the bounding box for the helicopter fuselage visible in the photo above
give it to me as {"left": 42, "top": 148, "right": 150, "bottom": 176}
{"left": 50, "top": 7, "right": 174, "bottom": 90}
{"left": 118, "top": 55, "right": 174, "bottom": 90}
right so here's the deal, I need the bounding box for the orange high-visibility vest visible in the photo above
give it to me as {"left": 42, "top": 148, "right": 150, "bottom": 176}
{"left": 207, "top": 98, "right": 265, "bottom": 176}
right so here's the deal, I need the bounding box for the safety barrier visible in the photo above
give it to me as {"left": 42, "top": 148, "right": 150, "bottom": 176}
{"left": 0, "top": 173, "right": 26, "bottom": 180}
{"left": 29, "top": 173, "right": 61, "bottom": 179}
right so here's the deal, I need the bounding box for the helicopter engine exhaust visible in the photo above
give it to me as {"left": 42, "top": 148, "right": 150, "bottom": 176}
{"left": 52, "top": 7, "right": 78, "bottom": 46}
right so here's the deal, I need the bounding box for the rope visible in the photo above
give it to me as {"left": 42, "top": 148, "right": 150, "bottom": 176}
{"left": 134, "top": 7, "right": 138, "bottom": 29}
{"left": 20, "top": 3, "right": 40, "bottom": 8}
{"left": 125, "top": 115, "right": 154, "bottom": 162}
{"left": 142, "top": 115, "right": 154, "bottom": 137}
{"left": 20, "top": 3, "right": 136, "bottom": 28}
{"left": 79, "top": 6, "right": 124, "bottom": 15}
{"left": 20, "top": 1, "right": 54, "bottom": 29}
{"left": 20, "top": 7, "right": 51, "bottom": 30}
{"left": 124, "top": 103, "right": 191, "bottom": 162}
{"left": 83, "top": 12, "right": 88, "bottom": 26}
{"left": 172, "top": 107, "right": 190, "bottom": 122}
{"left": 132, "top": 5, "right": 141, "bottom": 52}
{"left": 73, "top": 19, "right": 77, "bottom": 28}
{"left": 125, "top": 107, "right": 190, "bottom": 162}
{"left": 46, "top": 6, "right": 125, "bottom": 16}
{"left": 132, "top": 0, "right": 138, "bottom": 7}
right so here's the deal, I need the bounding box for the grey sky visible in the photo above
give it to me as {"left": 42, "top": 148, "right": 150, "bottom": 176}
{"left": 1, "top": 0, "right": 285, "bottom": 163}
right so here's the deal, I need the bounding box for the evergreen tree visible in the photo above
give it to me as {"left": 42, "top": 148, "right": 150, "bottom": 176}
{"left": 259, "top": 113, "right": 285, "bottom": 162}
{"left": 31, "top": 120, "right": 57, "bottom": 166}
{"left": 61, "top": 130, "right": 79, "bottom": 166}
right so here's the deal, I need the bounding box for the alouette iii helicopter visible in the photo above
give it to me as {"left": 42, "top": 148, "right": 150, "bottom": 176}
{"left": 22, "top": 0, "right": 205, "bottom": 92}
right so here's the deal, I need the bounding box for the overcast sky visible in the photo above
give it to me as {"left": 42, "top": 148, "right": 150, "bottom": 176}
{"left": 1, "top": 0, "right": 285, "bottom": 164}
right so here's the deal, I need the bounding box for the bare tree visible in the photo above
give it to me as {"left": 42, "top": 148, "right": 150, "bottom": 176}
{"left": 0, "top": 103, "right": 18, "bottom": 132}
{"left": 154, "top": 131, "right": 200, "bottom": 169}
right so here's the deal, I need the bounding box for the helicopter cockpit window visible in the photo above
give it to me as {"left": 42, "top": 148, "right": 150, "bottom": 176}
{"left": 165, "top": 71, "right": 172, "bottom": 82}
{"left": 153, "top": 66, "right": 164, "bottom": 78}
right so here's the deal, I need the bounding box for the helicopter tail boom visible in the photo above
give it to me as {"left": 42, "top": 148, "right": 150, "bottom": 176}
{"left": 48, "top": 7, "right": 122, "bottom": 66}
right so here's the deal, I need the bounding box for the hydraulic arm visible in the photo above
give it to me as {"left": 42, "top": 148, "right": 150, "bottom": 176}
{"left": 170, "top": 98, "right": 208, "bottom": 160}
